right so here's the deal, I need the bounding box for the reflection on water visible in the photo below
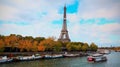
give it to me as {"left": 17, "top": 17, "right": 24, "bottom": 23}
{"left": 0, "top": 52, "right": 120, "bottom": 67}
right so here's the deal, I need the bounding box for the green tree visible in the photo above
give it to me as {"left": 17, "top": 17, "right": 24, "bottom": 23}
{"left": 34, "top": 37, "right": 45, "bottom": 43}
{"left": 66, "top": 42, "right": 83, "bottom": 51}
{"left": 53, "top": 41, "right": 62, "bottom": 52}
{"left": 81, "top": 43, "right": 89, "bottom": 51}
{"left": 90, "top": 42, "right": 98, "bottom": 51}
{"left": 76, "top": 43, "right": 82, "bottom": 51}
{"left": 66, "top": 42, "right": 72, "bottom": 51}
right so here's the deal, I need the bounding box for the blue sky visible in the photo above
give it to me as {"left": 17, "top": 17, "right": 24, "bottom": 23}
{"left": 0, "top": 0, "right": 120, "bottom": 47}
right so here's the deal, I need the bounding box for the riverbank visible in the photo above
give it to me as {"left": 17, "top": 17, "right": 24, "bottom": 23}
{"left": 0, "top": 51, "right": 90, "bottom": 56}
{"left": 0, "top": 51, "right": 90, "bottom": 64}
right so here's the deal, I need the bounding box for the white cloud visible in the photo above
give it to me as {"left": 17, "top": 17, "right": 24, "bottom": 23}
{"left": 77, "top": 0, "right": 120, "bottom": 19}
{"left": 0, "top": 4, "right": 20, "bottom": 21}
{"left": 69, "top": 22, "right": 120, "bottom": 46}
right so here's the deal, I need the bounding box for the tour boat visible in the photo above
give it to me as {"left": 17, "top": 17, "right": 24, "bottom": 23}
{"left": 44, "top": 54, "right": 63, "bottom": 59}
{"left": 63, "top": 52, "right": 79, "bottom": 57}
{"left": 64, "top": 54, "right": 80, "bottom": 57}
{"left": 100, "top": 50, "right": 111, "bottom": 54}
{"left": 97, "top": 49, "right": 111, "bottom": 54}
{"left": 0, "top": 56, "right": 13, "bottom": 63}
{"left": 16, "top": 54, "right": 43, "bottom": 61}
{"left": 18, "top": 56, "right": 34, "bottom": 61}
{"left": 33, "top": 54, "right": 43, "bottom": 60}
{"left": 87, "top": 53, "right": 107, "bottom": 62}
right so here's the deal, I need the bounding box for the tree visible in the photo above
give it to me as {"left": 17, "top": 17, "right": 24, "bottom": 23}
{"left": 18, "top": 40, "right": 32, "bottom": 52}
{"left": 24, "top": 36, "right": 33, "bottom": 40}
{"left": 24, "top": 40, "right": 32, "bottom": 51}
{"left": 81, "top": 43, "right": 89, "bottom": 51}
{"left": 66, "top": 42, "right": 83, "bottom": 51}
{"left": 90, "top": 42, "right": 98, "bottom": 51}
{"left": 38, "top": 38, "right": 53, "bottom": 51}
{"left": 38, "top": 43, "right": 45, "bottom": 51}
{"left": 37, "top": 37, "right": 62, "bottom": 52}
{"left": 31, "top": 41, "right": 38, "bottom": 52}
{"left": 34, "top": 37, "right": 45, "bottom": 43}
{"left": 53, "top": 41, "right": 62, "bottom": 52}
{"left": 18, "top": 40, "right": 25, "bottom": 52}
{"left": 0, "top": 39, "right": 5, "bottom": 52}
{"left": 66, "top": 42, "right": 72, "bottom": 51}
{"left": 76, "top": 43, "right": 82, "bottom": 51}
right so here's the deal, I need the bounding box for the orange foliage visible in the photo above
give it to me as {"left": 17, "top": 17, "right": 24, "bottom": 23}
{"left": 4, "top": 36, "right": 10, "bottom": 46}
{"left": 31, "top": 41, "right": 38, "bottom": 52}
{"left": 38, "top": 44, "right": 45, "bottom": 51}
{"left": 0, "top": 39, "right": 4, "bottom": 48}
{"left": 18, "top": 40, "right": 32, "bottom": 52}
{"left": 4, "top": 35, "right": 18, "bottom": 47}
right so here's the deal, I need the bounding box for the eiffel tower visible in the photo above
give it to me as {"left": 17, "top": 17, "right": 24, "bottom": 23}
{"left": 58, "top": 5, "right": 71, "bottom": 42}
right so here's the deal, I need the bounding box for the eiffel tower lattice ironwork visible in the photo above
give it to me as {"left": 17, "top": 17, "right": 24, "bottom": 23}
{"left": 58, "top": 5, "right": 71, "bottom": 42}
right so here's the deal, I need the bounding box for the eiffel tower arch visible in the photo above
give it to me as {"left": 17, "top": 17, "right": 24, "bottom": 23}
{"left": 58, "top": 5, "right": 71, "bottom": 42}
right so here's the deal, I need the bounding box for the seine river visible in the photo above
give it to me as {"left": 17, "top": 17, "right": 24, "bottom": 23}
{"left": 0, "top": 52, "right": 120, "bottom": 67}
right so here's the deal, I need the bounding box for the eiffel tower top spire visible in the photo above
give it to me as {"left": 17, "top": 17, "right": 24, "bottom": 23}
{"left": 62, "top": 5, "right": 67, "bottom": 31}
{"left": 58, "top": 5, "right": 71, "bottom": 42}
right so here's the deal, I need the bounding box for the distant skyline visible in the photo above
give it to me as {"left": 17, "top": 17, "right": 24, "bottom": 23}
{"left": 0, "top": 0, "right": 120, "bottom": 47}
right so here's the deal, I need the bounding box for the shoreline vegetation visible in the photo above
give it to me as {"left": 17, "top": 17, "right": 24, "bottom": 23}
{"left": 0, "top": 34, "right": 98, "bottom": 53}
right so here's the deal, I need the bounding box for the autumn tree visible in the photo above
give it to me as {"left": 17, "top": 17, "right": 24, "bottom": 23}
{"left": 38, "top": 37, "right": 54, "bottom": 51}
{"left": 25, "top": 40, "right": 32, "bottom": 51}
{"left": 0, "top": 39, "right": 5, "bottom": 52}
{"left": 18, "top": 40, "right": 32, "bottom": 52}
{"left": 31, "top": 41, "right": 38, "bottom": 52}
{"left": 38, "top": 43, "right": 45, "bottom": 51}
{"left": 37, "top": 37, "right": 62, "bottom": 52}
{"left": 4, "top": 34, "right": 18, "bottom": 49}
{"left": 4, "top": 36, "right": 10, "bottom": 47}
{"left": 18, "top": 40, "right": 25, "bottom": 52}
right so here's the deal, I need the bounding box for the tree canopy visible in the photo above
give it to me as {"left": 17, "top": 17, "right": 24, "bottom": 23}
{"left": 0, "top": 34, "right": 98, "bottom": 52}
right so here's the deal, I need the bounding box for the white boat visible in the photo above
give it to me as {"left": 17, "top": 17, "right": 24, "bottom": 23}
{"left": 0, "top": 56, "right": 13, "bottom": 63}
{"left": 44, "top": 54, "right": 63, "bottom": 59}
{"left": 18, "top": 54, "right": 44, "bottom": 61}
{"left": 63, "top": 52, "right": 79, "bottom": 57}
{"left": 87, "top": 53, "right": 107, "bottom": 62}
{"left": 18, "top": 56, "right": 33, "bottom": 61}
{"left": 34, "top": 54, "right": 43, "bottom": 60}
{"left": 97, "top": 49, "right": 111, "bottom": 54}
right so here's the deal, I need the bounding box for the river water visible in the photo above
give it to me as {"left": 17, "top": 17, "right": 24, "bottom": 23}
{"left": 0, "top": 52, "right": 120, "bottom": 67}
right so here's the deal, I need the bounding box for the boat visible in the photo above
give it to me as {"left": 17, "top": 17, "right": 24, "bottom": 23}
{"left": 100, "top": 50, "right": 111, "bottom": 54}
{"left": 16, "top": 54, "right": 43, "bottom": 61}
{"left": 44, "top": 54, "right": 63, "bottom": 59}
{"left": 18, "top": 56, "right": 34, "bottom": 61}
{"left": 87, "top": 53, "right": 107, "bottom": 62}
{"left": 97, "top": 49, "right": 111, "bottom": 54}
{"left": 63, "top": 52, "right": 79, "bottom": 57}
{"left": 0, "top": 56, "right": 13, "bottom": 63}
{"left": 34, "top": 54, "right": 43, "bottom": 60}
